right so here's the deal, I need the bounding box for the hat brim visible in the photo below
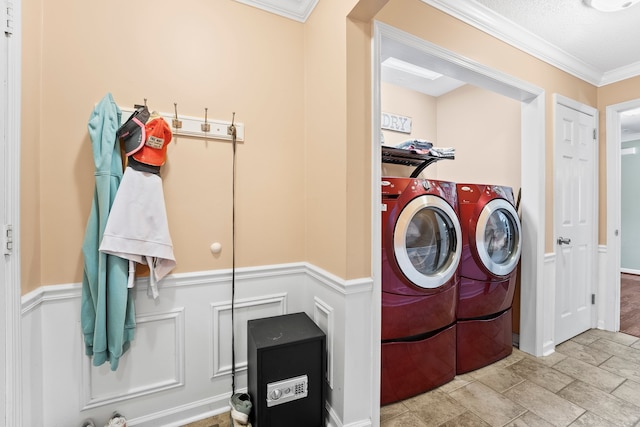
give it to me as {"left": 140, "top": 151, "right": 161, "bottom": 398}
{"left": 117, "top": 107, "right": 150, "bottom": 156}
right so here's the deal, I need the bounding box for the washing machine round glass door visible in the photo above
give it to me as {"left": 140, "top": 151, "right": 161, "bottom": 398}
{"left": 393, "top": 195, "right": 462, "bottom": 289}
{"left": 475, "top": 198, "right": 522, "bottom": 276}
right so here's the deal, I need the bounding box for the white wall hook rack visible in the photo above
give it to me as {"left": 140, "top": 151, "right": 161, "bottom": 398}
{"left": 120, "top": 106, "right": 245, "bottom": 142}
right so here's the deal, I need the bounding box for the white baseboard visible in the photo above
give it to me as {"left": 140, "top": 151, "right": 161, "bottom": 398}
{"left": 21, "top": 263, "right": 374, "bottom": 427}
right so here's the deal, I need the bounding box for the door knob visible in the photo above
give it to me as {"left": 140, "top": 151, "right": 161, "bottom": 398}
{"left": 557, "top": 237, "right": 571, "bottom": 245}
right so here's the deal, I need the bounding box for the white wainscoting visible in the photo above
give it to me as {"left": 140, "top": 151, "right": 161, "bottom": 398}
{"left": 21, "top": 263, "right": 374, "bottom": 427}
{"left": 540, "top": 247, "right": 614, "bottom": 357}
{"left": 542, "top": 252, "right": 556, "bottom": 356}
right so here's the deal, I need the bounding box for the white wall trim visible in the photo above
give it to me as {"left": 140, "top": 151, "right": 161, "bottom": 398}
{"left": 131, "top": 391, "right": 232, "bottom": 427}
{"left": 373, "top": 21, "right": 546, "bottom": 359}
{"left": 602, "top": 60, "right": 640, "bottom": 87}
{"left": 419, "top": 0, "right": 627, "bottom": 86}
{"left": 542, "top": 252, "right": 556, "bottom": 356}
{"left": 21, "top": 283, "right": 80, "bottom": 314}
{"left": 605, "top": 98, "right": 640, "bottom": 332}
{"left": 325, "top": 404, "right": 373, "bottom": 427}
{"left": 314, "top": 296, "right": 335, "bottom": 388}
{"left": 81, "top": 308, "right": 186, "bottom": 410}
{"left": 21, "top": 263, "right": 373, "bottom": 426}
{"left": 621, "top": 131, "right": 640, "bottom": 143}
{"left": 305, "top": 262, "right": 374, "bottom": 295}
{"left": 210, "top": 293, "right": 287, "bottom": 378}
{"left": 3, "top": 0, "right": 23, "bottom": 423}
{"left": 598, "top": 245, "right": 609, "bottom": 330}
{"left": 232, "top": 0, "right": 318, "bottom": 22}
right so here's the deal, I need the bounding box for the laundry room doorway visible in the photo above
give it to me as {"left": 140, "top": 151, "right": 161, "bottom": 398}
{"left": 372, "top": 21, "right": 546, "bottom": 371}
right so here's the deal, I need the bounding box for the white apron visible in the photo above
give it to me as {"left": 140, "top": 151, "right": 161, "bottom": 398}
{"left": 100, "top": 166, "right": 176, "bottom": 299}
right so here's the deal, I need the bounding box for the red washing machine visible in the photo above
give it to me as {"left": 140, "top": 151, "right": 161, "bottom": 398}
{"left": 381, "top": 177, "right": 462, "bottom": 405}
{"left": 456, "top": 184, "right": 522, "bottom": 374}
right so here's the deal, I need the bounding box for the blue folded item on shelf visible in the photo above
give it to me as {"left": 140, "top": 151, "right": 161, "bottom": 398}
{"left": 395, "top": 139, "right": 434, "bottom": 153}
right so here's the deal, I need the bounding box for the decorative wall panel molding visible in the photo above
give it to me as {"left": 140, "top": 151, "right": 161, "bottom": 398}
{"left": 81, "top": 309, "right": 186, "bottom": 410}
{"left": 210, "top": 293, "right": 287, "bottom": 378}
{"left": 20, "top": 262, "right": 374, "bottom": 427}
{"left": 314, "top": 296, "right": 335, "bottom": 388}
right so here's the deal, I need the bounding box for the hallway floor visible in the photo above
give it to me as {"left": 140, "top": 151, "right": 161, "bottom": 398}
{"left": 381, "top": 329, "right": 640, "bottom": 427}
{"left": 621, "top": 273, "right": 640, "bottom": 337}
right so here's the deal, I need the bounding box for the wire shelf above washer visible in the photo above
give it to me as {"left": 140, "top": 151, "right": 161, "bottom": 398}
{"left": 382, "top": 146, "right": 454, "bottom": 178}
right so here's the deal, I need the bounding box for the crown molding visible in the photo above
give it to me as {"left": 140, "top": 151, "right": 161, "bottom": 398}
{"left": 419, "top": 0, "right": 640, "bottom": 87}
{"left": 233, "top": 0, "right": 318, "bottom": 22}
{"left": 601, "top": 59, "right": 640, "bottom": 86}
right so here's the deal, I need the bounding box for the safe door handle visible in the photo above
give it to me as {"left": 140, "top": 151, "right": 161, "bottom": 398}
{"left": 557, "top": 237, "right": 571, "bottom": 245}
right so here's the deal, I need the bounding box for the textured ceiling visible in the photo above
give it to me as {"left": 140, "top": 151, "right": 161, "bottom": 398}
{"left": 474, "top": 0, "right": 640, "bottom": 76}
{"left": 424, "top": 0, "right": 640, "bottom": 86}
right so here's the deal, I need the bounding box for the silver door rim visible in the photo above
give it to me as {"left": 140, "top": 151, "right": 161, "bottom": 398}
{"left": 475, "top": 198, "right": 522, "bottom": 276}
{"left": 393, "top": 195, "right": 462, "bottom": 289}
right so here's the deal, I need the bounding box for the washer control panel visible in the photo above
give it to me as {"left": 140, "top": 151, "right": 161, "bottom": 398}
{"left": 266, "top": 375, "right": 308, "bottom": 407}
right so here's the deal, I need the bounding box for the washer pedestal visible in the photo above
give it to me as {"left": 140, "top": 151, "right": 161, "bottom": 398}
{"left": 381, "top": 324, "right": 456, "bottom": 405}
{"left": 456, "top": 308, "right": 512, "bottom": 374}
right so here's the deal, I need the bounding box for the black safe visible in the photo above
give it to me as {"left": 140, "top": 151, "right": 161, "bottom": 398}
{"left": 247, "top": 312, "right": 326, "bottom": 427}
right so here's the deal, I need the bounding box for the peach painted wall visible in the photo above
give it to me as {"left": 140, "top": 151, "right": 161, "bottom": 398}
{"left": 381, "top": 82, "right": 437, "bottom": 148}
{"left": 374, "top": 0, "right": 597, "bottom": 252}
{"left": 304, "top": 0, "right": 376, "bottom": 280}
{"left": 379, "top": 82, "right": 520, "bottom": 188}
{"left": 436, "top": 84, "right": 521, "bottom": 191}
{"left": 20, "top": 0, "right": 42, "bottom": 293}
{"left": 24, "top": 0, "right": 637, "bottom": 293}
{"left": 21, "top": 0, "right": 306, "bottom": 291}
{"left": 380, "top": 82, "right": 438, "bottom": 178}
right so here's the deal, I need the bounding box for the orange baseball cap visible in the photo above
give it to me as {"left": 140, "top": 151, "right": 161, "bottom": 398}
{"left": 132, "top": 117, "right": 173, "bottom": 166}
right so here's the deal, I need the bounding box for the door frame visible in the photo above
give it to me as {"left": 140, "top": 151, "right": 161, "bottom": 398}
{"left": 605, "top": 98, "right": 640, "bottom": 332}
{"left": 2, "top": 0, "right": 23, "bottom": 424}
{"left": 552, "top": 94, "right": 599, "bottom": 343}
{"left": 372, "top": 20, "right": 547, "bottom": 374}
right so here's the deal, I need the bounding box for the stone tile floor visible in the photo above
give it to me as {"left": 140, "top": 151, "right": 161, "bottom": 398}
{"left": 381, "top": 329, "right": 640, "bottom": 426}
{"left": 183, "top": 329, "right": 640, "bottom": 427}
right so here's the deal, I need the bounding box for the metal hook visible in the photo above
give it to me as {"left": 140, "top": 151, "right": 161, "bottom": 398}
{"left": 227, "top": 112, "right": 236, "bottom": 138}
{"left": 201, "top": 107, "right": 211, "bottom": 133}
{"left": 144, "top": 98, "right": 147, "bottom": 107}
{"left": 172, "top": 103, "right": 182, "bottom": 129}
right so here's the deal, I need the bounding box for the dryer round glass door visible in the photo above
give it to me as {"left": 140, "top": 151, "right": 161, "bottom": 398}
{"left": 475, "top": 198, "right": 522, "bottom": 277}
{"left": 393, "top": 195, "right": 462, "bottom": 289}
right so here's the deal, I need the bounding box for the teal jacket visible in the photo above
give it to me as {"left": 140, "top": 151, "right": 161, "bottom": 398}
{"left": 81, "top": 93, "right": 136, "bottom": 371}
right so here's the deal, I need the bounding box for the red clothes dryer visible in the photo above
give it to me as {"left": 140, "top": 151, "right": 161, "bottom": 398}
{"left": 381, "top": 177, "right": 462, "bottom": 405}
{"left": 455, "top": 184, "right": 522, "bottom": 374}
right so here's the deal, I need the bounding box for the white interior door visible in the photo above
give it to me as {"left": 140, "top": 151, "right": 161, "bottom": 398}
{"left": 554, "top": 96, "right": 598, "bottom": 345}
